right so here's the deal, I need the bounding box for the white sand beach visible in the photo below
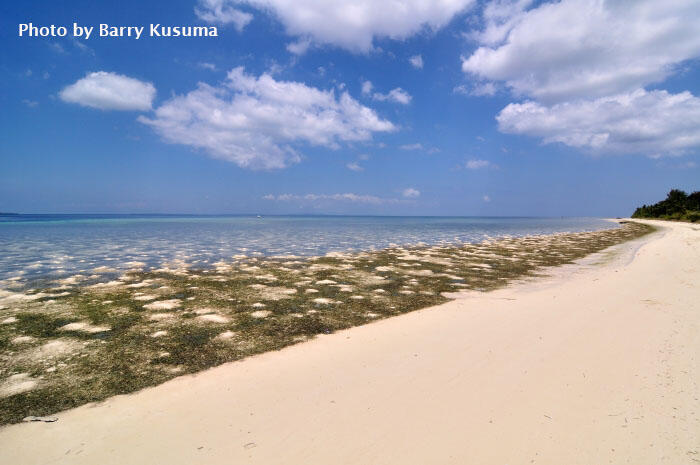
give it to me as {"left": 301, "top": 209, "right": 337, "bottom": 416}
{"left": 0, "top": 219, "right": 698, "bottom": 464}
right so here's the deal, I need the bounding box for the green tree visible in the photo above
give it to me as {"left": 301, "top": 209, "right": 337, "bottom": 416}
{"left": 632, "top": 189, "right": 700, "bottom": 222}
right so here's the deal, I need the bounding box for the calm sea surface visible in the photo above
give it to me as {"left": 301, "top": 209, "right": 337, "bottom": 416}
{"left": 0, "top": 215, "right": 616, "bottom": 287}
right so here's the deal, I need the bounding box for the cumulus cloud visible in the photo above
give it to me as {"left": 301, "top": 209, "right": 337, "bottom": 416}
{"left": 139, "top": 67, "right": 395, "bottom": 169}
{"left": 195, "top": 0, "right": 253, "bottom": 31}
{"left": 373, "top": 87, "right": 412, "bottom": 105}
{"left": 463, "top": 0, "right": 700, "bottom": 102}
{"left": 346, "top": 162, "right": 364, "bottom": 171}
{"left": 468, "top": 0, "right": 533, "bottom": 47}
{"left": 234, "top": 0, "right": 475, "bottom": 52}
{"left": 409, "top": 54, "right": 424, "bottom": 69}
{"left": 361, "top": 80, "right": 373, "bottom": 96}
{"left": 59, "top": 71, "right": 156, "bottom": 111}
{"left": 465, "top": 159, "right": 492, "bottom": 169}
{"left": 263, "top": 193, "right": 397, "bottom": 204}
{"left": 497, "top": 89, "right": 700, "bottom": 156}
{"left": 402, "top": 188, "right": 420, "bottom": 198}
{"left": 461, "top": 0, "right": 700, "bottom": 158}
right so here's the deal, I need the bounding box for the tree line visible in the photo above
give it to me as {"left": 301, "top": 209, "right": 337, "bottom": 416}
{"left": 632, "top": 189, "right": 700, "bottom": 222}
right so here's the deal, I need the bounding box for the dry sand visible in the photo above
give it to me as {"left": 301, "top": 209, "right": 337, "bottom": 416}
{"left": 1, "top": 219, "right": 698, "bottom": 464}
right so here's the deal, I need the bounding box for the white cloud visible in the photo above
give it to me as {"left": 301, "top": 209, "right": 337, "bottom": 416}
{"left": 409, "top": 54, "right": 424, "bottom": 69}
{"left": 482, "top": 195, "right": 491, "bottom": 202}
{"left": 22, "top": 99, "right": 39, "bottom": 108}
{"left": 402, "top": 188, "right": 420, "bottom": 198}
{"left": 453, "top": 84, "right": 468, "bottom": 95}
{"left": 265, "top": 61, "right": 285, "bottom": 76}
{"left": 470, "top": 82, "right": 497, "bottom": 97}
{"left": 400, "top": 143, "right": 423, "bottom": 151}
{"left": 198, "top": 62, "right": 217, "bottom": 71}
{"left": 195, "top": 0, "right": 253, "bottom": 31}
{"left": 357, "top": 153, "right": 370, "bottom": 160}
{"left": 60, "top": 72, "right": 156, "bottom": 111}
{"left": 361, "top": 80, "right": 373, "bottom": 96}
{"left": 454, "top": 82, "right": 497, "bottom": 97}
{"left": 264, "top": 193, "right": 397, "bottom": 204}
{"left": 465, "top": 159, "right": 491, "bottom": 169}
{"left": 286, "top": 37, "right": 312, "bottom": 55}
{"left": 373, "top": 87, "right": 412, "bottom": 105}
{"left": 346, "top": 162, "right": 364, "bottom": 171}
{"left": 235, "top": 0, "right": 475, "bottom": 52}
{"left": 496, "top": 89, "right": 700, "bottom": 156}
{"left": 463, "top": 0, "right": 700, "bottom": 102}
{"left": 469, "top": 0, "right": 533, "bottom": 46}
{"left": 139, "top": 67, "right": 395, "bottom": 169}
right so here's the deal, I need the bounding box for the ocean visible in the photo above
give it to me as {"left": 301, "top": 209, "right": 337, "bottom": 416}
{"left": 0, "top": 214, "right": 616, "bottom": 287}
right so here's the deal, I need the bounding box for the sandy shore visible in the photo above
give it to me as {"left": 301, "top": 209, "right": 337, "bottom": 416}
{"left": 1, "top": 219, "right": 698, "bottom": 464}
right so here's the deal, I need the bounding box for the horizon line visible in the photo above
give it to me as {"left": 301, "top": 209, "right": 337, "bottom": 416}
{"left": 0, "top": 212, "right": 621, "bottom": 219}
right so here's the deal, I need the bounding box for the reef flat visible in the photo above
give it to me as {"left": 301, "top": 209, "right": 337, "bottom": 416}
{"left": 0, "top": 221, "right": 653, "bottom": 424}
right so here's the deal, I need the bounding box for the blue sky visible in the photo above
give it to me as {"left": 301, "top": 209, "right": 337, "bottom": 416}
{"left": 1, "top": 0, "right": 699, "bottom": 216}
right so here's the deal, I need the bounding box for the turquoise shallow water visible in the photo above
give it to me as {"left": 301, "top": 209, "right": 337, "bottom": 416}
{"left": 0, "top": 214, "right": 616, "bottom": 287}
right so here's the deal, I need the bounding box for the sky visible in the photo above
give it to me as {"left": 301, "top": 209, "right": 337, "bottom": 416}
{"left": 1, "top": 0, "right": 699, "bottom": 216}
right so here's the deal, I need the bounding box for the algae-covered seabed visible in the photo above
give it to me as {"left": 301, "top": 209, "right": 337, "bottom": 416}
{"left": 0, "top": 222, "right": 653, "bottom": 424}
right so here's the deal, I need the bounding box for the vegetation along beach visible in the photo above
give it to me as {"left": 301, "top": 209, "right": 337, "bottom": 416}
{"left": 0, "top": 219, "right": 652, "bottom": 424}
